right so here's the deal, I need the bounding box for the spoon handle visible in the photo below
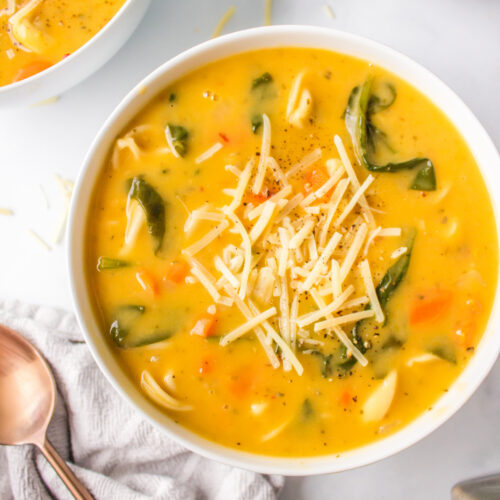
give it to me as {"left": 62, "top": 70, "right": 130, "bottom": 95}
{"left": 38, "top": 439, "right": 94, "bottom": 500}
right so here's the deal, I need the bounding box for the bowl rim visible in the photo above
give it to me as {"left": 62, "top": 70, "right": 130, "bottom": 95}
{"left": 0, "top": 0, "right": 138, "bottom": 95}
{"left": 67, "top": 25, "right": 500, "bottom": 476}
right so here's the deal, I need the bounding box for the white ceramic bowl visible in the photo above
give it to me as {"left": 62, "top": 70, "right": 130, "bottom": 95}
{"left": 0, "top": 0, "right": 150, "bottom": 107}
{"left": 68, "top": 26, "right": 500, "bottom": 475}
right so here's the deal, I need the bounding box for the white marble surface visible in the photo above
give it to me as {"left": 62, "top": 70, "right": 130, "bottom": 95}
{"left": 0, "top": 0, "right": 499, "bottom": 498}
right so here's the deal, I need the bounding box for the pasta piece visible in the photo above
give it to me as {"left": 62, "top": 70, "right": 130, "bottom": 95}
{"left": 9, "top": 0, "right": 52, "bottom": 53}
{"left": 195, "top": 142, "right": 223, "bottom": 164}
{"left": 406, "top": 353, "right": 440, "bottom": 367}
{"left": 362, "top": 371, "right": 397, "bottom": 422}
{"left": 140, "top": 370, "right": 192, "bottom": 411}
{"left": 288, "top": 88, "right": 313, "bottom": 128}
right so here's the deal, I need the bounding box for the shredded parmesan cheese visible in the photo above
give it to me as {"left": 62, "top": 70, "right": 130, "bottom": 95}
{"left": 301, "top": 165, "right": 344, "bottom": 207}
{"left": 318, "top": 178, "right": 349, "bottom": 248}
{"left": 334, "top": 135, "right": 375, "bottom": 226}
{"left": 52, "top": 174, "right": 73, "bottom": 245}
{"left": 195, "top": 142, "right": 223, "bottom": 164}
{"left": 220, "top": 306, "right": 277, "bottom": 345}
{"left": 214, "top": 255, "right": 240, "bottom": 289}
{"left": 28, "top": 229, "right": 51, "bottom": 251}
{"left": 332, "top": 327, "right": 368, "bottom": 366}
{"left": 266, "top": 156, "right": 289, "bottom": 186}
{"left": 183, "top": 220, "right": 229, "bottom": 256}
{"left": 226, "top": 158, "right": 254, "bottom": 214}
{"left": 379, "top": 228, "right": 402, "bottom": 237}
{"left": 247, "top": 185, "right": 292, "bottom": 220}
{"left": 225, "top": 164, "right": 241, "bottom": 177}
{"left": 314, "top": 309, "right": 375, "bottom": 332}
{"left": 184, "top": 209, "right": 225, "bottom": 234}
{"left": 286, "top": 148, "right": 322, "bottom": 178}
{"left": 212, "top": 5, "right": 235, "bottom": 38}
{"left": 249, "top": 201, "right": 276, "bottom": 243}
{"left": 297, "top": 285, "right": 354, "bottom": 328}
{"left": 264, "top": 0, "right": 272, "bottom": 25}
{"left": 277, "top": 227, "right": 290, "bottom": 277}
{"left": 289, "top": 218, "right": 315, "bottom": 249}
{"left": 359, "top": 259, "right": 384, "bottom": 323}
{"left": 224, "top": 286, "right": 280, "bottom": 369}
{"left": 340, "top": 223, "right": 368, "bottom": 283}
{"left": 335, "top": 174, "right": 374, "bottom": 227}
{"left": 323, "top": 4, "right": 335, "bottom": 18}
{"left": 252, "top": 113, "right": 271, "bottom": 194}
{"left": 224, "top": 211, "right": 252, "bottom": 299}
{"left": 186, "top": 256, "right": 221, "bottom": 302}
{"left": 391, "top": 246, "right": 408, "bottom": 259}
{"left": 248, "top": 300, "right": 303, "bottom": 375}
{"left": 301, "top": 232, "right": 342, "bottom": 291}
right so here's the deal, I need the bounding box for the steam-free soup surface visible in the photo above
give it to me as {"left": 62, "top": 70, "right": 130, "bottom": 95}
{"left": 0, "top": 0, "right": 126, "bottom": 86}
{"left": 86, "top": 48, "right": 497, "bottom": 456}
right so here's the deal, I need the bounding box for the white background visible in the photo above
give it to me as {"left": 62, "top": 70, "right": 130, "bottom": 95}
{"left": 1, "top": 0, "right": 499, "bottom": 498}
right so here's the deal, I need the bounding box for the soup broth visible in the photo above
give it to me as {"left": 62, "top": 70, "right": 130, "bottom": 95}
{"left": 86, "top": 48, "right": 497, "bottom": 456}
{"left": 0, "top": 0, "right": 126, "bottom": 86}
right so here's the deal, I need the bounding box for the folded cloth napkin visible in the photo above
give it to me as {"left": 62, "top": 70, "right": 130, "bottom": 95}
{"left": 0, "top": 300, "right": 284, "bottom": 500}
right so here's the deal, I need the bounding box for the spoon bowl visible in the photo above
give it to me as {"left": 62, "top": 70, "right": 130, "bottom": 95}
{"left": 0, "top": 324, "right": 93, "bottom": 500}
{"left": 0, "top": 325, "right": 55, "bottom": 446}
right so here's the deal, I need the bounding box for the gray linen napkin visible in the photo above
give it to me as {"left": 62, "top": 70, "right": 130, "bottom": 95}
{"left": 0, "top": 300, "right": 284, "bottom": 500}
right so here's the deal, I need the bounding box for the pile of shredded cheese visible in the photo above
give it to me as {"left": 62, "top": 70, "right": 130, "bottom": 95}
{"left": 180, "top": 114, "right": 402, "bottom": 376}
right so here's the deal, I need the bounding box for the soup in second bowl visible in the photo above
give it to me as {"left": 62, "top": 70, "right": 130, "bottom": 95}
{"left": 85, "top": 48, "right": 497, "bottom": 457}
{"left": 0, "top": 0, "right": 126, "bottom": 86}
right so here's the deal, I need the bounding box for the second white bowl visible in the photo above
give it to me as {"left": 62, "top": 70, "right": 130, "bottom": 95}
{"left": 0, "top": 0, "right": 150, "bottom": 107}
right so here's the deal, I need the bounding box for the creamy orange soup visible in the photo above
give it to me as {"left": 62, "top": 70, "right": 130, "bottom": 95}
{"left": 0, "top": 0, "right": 126, "bottom": 86}
{"left": 86, "top": 48, "right": 497, "bottom": 456}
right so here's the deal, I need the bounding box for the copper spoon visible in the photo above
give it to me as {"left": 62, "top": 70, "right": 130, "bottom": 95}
{"left": 0, "top": 324, "right": 93, "bottom": 500}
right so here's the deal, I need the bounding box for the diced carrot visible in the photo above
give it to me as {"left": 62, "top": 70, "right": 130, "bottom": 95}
{"left": 199, "top": 355, "right": 214, "bottom": 374}
{"left": 12, "top": 60, "right": 52, "bottom": 83}
{"left": 190, "top": 312, "right": 218, "bottom": 338}
{"left": 229, "top": 373, "right": 252, "bottom": 398}
{"left": 165, "top": 259, "right": 189, "bottom": 284}
{"left": 136, "top": 269, "right": 160, "bottom": 297}
{"left": 339, "top": 389, "right": 352, "bottom": 407}
{"left": 304, "top": 166, "right": 331, "bottom": 198}
{"left": 409, "top": 289, "right": 453, "bottom": 325}
{"left": 228, "top": 364, "right": 264, "bottom": 399}
{"left": 454, "top": 298, "right": 483, "bottom": 347}
{"left": 245, "top": 190, "right": 272, "bottom": 205}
